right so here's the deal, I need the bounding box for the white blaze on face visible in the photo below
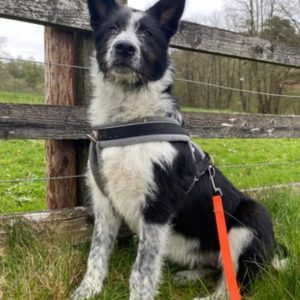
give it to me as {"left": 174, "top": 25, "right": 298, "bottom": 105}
{"left": 105, "top": 11, "right": 143, "bottom": 70}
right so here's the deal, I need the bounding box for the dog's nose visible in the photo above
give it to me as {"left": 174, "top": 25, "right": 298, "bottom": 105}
{"left": 115, "top": 41, "right": 137, "bottom": 58}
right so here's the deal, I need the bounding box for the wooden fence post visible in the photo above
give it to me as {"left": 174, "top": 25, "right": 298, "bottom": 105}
{"left": 45, "top": 27, "right": 77, "bottom": 209}
{"left": 74, "top": 32, "right": 93, "bottom": 206}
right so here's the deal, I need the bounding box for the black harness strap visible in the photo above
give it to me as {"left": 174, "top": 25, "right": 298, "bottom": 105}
{"left": 89, "top": 142, "right": 108, "bottom": 195}
{"left": 90, "top": 117, "right": 190, "bottom": 148}
{"left": 88, "top": 117, "right": 210, "bottom": 194}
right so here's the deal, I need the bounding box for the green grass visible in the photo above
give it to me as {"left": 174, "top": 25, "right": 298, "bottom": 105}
{"left": 0, "top": 90, "right": 43, "bottom": 104}
{"left": 193, "top": 138, "right": 300, "bottom": 189}
{"left": 1, "top": 190, "right": 299, "bottom": 299}
{"left": 0, "top": 140, "right": 45, "bottom": 213}
{"left": 0, "top": 140, "right": 299, "bottom": 299}
{"left": 0, "top": 139, "right": 299, "bottom": 213}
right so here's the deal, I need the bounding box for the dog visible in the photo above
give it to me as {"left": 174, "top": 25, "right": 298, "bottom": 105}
{"left": 70, "top": 0, "right": 284, "bottom": 299}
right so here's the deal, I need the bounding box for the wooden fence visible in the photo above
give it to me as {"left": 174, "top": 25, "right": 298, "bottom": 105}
{"left": 0, "top": 0, "right": 300, "bottom": 243}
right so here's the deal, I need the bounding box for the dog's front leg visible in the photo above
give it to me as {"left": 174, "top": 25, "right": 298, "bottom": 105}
{"left": 130, "top": 221, "right": 169, "bottom": 300}
{"left": 70, "top": 183, "right": 121, "bottom": 300}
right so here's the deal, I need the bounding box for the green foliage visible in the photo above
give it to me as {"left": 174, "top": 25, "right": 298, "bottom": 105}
{"left": 0, "top": 60, "right": 44, "bottom": 94}
{"left": 171, "top": 13, "right": 300, "bottom": 115}
{"left": 262, "top": 16, "right": 300, "bottom": 46}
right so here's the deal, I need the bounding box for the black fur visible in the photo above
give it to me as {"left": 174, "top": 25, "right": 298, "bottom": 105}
{"left": 89, "top": 0, "right": 184, "bottom": 84}
{"left": 83, "top": 0, "right": 279, "bottom": 298}
{"left": 144, "top": 141, "right": 276, "bottom": 287}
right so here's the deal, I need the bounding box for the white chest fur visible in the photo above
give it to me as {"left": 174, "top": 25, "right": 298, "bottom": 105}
{"left": 101, "top": 142, "right": 177, "bottom": 233}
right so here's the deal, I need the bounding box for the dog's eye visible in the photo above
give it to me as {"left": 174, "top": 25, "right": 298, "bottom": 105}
{"left": 109, "top": 25, "right": 118, "bottom": 32}
{"left": 143, "top": 30, "right": 152, "bottom": 37}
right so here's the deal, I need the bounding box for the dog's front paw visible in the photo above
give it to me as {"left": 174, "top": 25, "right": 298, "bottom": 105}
{"left": 174, "top": 270, "right": 201, "bottom": 284}
{"left": 174, "top": 268, "right": 214, "bottom": 284}
{"left": 69, "top": 286, "right": 98, "bottom": 300}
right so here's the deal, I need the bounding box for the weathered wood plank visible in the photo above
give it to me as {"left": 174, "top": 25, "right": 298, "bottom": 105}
{"left": 174, "top": 22, "right": 300, "bottom": 68}
{"left": 0, "top": 207, "right": 131, "bottom": 245}
{"left": 1, "top": 0, "right": 300, "bottom": 67}
{"left": 0, "top": 0, "right": 91, "bottom": 31}
{"left": 0, "top": 103, "right": 89, "bottom": 139}
{"left": 0, "top": 103, "right": 300, "bottom": 139}
{"left": 0, "top": 207, "right": 92, "bottom": 245}
{"left": 183, "top": 112, "right": 300, "bottom": 138}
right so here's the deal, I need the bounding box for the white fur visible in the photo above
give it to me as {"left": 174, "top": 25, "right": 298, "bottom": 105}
{"left": 105, "top": 12, "right": 143, "bottom": 69}
{"left": 173, "top": 268, "right": 214, "bottom": 284}
{"left": 165, "top": 231, "right": 219, "bottom": 269}
{"left": 101, "top": 142, "right": 177, "bottom": 233}
{"left": 88, "top": 54, "right": 175, "bottom": 126}
{"left": 227, "top": 227, "right": 254, "bottom": 272}
{"left": 70, "top": 171, "right": 122, "bottom": 300}
{"left": 130, "top": 223, "right": 169, "bottom": 300}
{"left": 272, "top": 256, "right": 289, "bottom": 270}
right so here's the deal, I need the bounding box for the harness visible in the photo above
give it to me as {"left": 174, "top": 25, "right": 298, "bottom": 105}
{"left": 87, "top": 116, "right": 241, "bottom": 300}
{"left": 88, "top": 117, "right": 210, "bottom": 193}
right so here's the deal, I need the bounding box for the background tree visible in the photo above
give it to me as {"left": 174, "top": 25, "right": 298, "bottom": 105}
{"left": 171, "top": 0, "right": 300, "bottom": 115}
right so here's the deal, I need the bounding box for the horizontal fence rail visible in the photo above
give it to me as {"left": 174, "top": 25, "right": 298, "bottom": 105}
{"left": 0, "top": 207, "right": 132, "bottom": 245}
{"left": 1, "top": 179, "right": 299, "bottom": 244}
{"left": 1, "top": 1, "right": 300, "bottom": 67}
{"left": 0, "top": 103, "right": 300, "bottom": 139}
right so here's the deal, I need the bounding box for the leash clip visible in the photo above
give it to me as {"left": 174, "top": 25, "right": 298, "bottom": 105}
{"left": 87, "top": 130, "right": 98, "bottom": 143}
{"left": 208, "top": 165, "right": 223, "bottom": 196}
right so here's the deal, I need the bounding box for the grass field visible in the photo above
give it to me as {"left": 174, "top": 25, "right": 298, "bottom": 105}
{"left": 0, "top": 90, "right": 43, "bottom": 104}
{"left": 1, "top": 138, "right": 299, "bottom": 214}
{"left": 0, "top": 140, "right": 45, "bottom": 213}
{"left": 0, "top": 139, "right": 299, "bottom": 299}
{"left": 1, "top": 190, "right": 299, "bottom": 300}
{"left": 0, "top": 90, "right": 299, "bottom": 299}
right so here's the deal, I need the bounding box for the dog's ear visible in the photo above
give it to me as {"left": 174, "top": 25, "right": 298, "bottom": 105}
{"left": 147, "top": 0, "right": 185, "bottom": 39}
{"left": 87, "top": 0, "right": 120, "bottom": 30}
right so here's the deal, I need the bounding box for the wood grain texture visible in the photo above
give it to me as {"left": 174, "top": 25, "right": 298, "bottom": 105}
{"left": 45, "top": 27, "right": 77, "bottom": 209}
{"left": 1, "top": 104, "right": 299, "bottom": 138}
{"left": 0, "top": 207, "right": 132, "bottom": 245}
{"left": 174, "top": 22, "right": 300, "bottom": 68}
{"left": 0, "top": 207, "right": 93, "bottom": 244}
{"left": 74, "top": 32, "right": 94, "bottom": 206}
{"left": 1, "top": 0, "right": 300, "bottom": 67}
{"left": 0, "top": 104, "right": 89, "bottom": 139}
{"left": 182, "top": 111, "right": 300, "bottom": 138}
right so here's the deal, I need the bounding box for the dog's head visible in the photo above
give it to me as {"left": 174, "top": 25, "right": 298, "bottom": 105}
{"left": 87, "top": 0, "right": 186, "bottom": 85}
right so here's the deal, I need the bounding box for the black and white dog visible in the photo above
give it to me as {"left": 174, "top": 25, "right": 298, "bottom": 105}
{"left": 71, "top": 0, "right": 283, "bottom": 299}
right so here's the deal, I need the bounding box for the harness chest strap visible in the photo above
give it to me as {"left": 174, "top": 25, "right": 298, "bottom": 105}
{"left": 89, "top": 117, "right": 191, "bottom": 148}
{"left": 87, "top": 117, "right": 208, "bottom": 193}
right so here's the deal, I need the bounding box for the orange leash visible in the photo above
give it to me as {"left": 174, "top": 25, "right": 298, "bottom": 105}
{"left": 209, "top": 166, "right": 241, "bottom": 300}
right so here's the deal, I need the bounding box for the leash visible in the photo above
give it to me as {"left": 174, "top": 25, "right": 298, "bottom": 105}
{"left": 208, "top": 164, "right": 241, "bottom": 300}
